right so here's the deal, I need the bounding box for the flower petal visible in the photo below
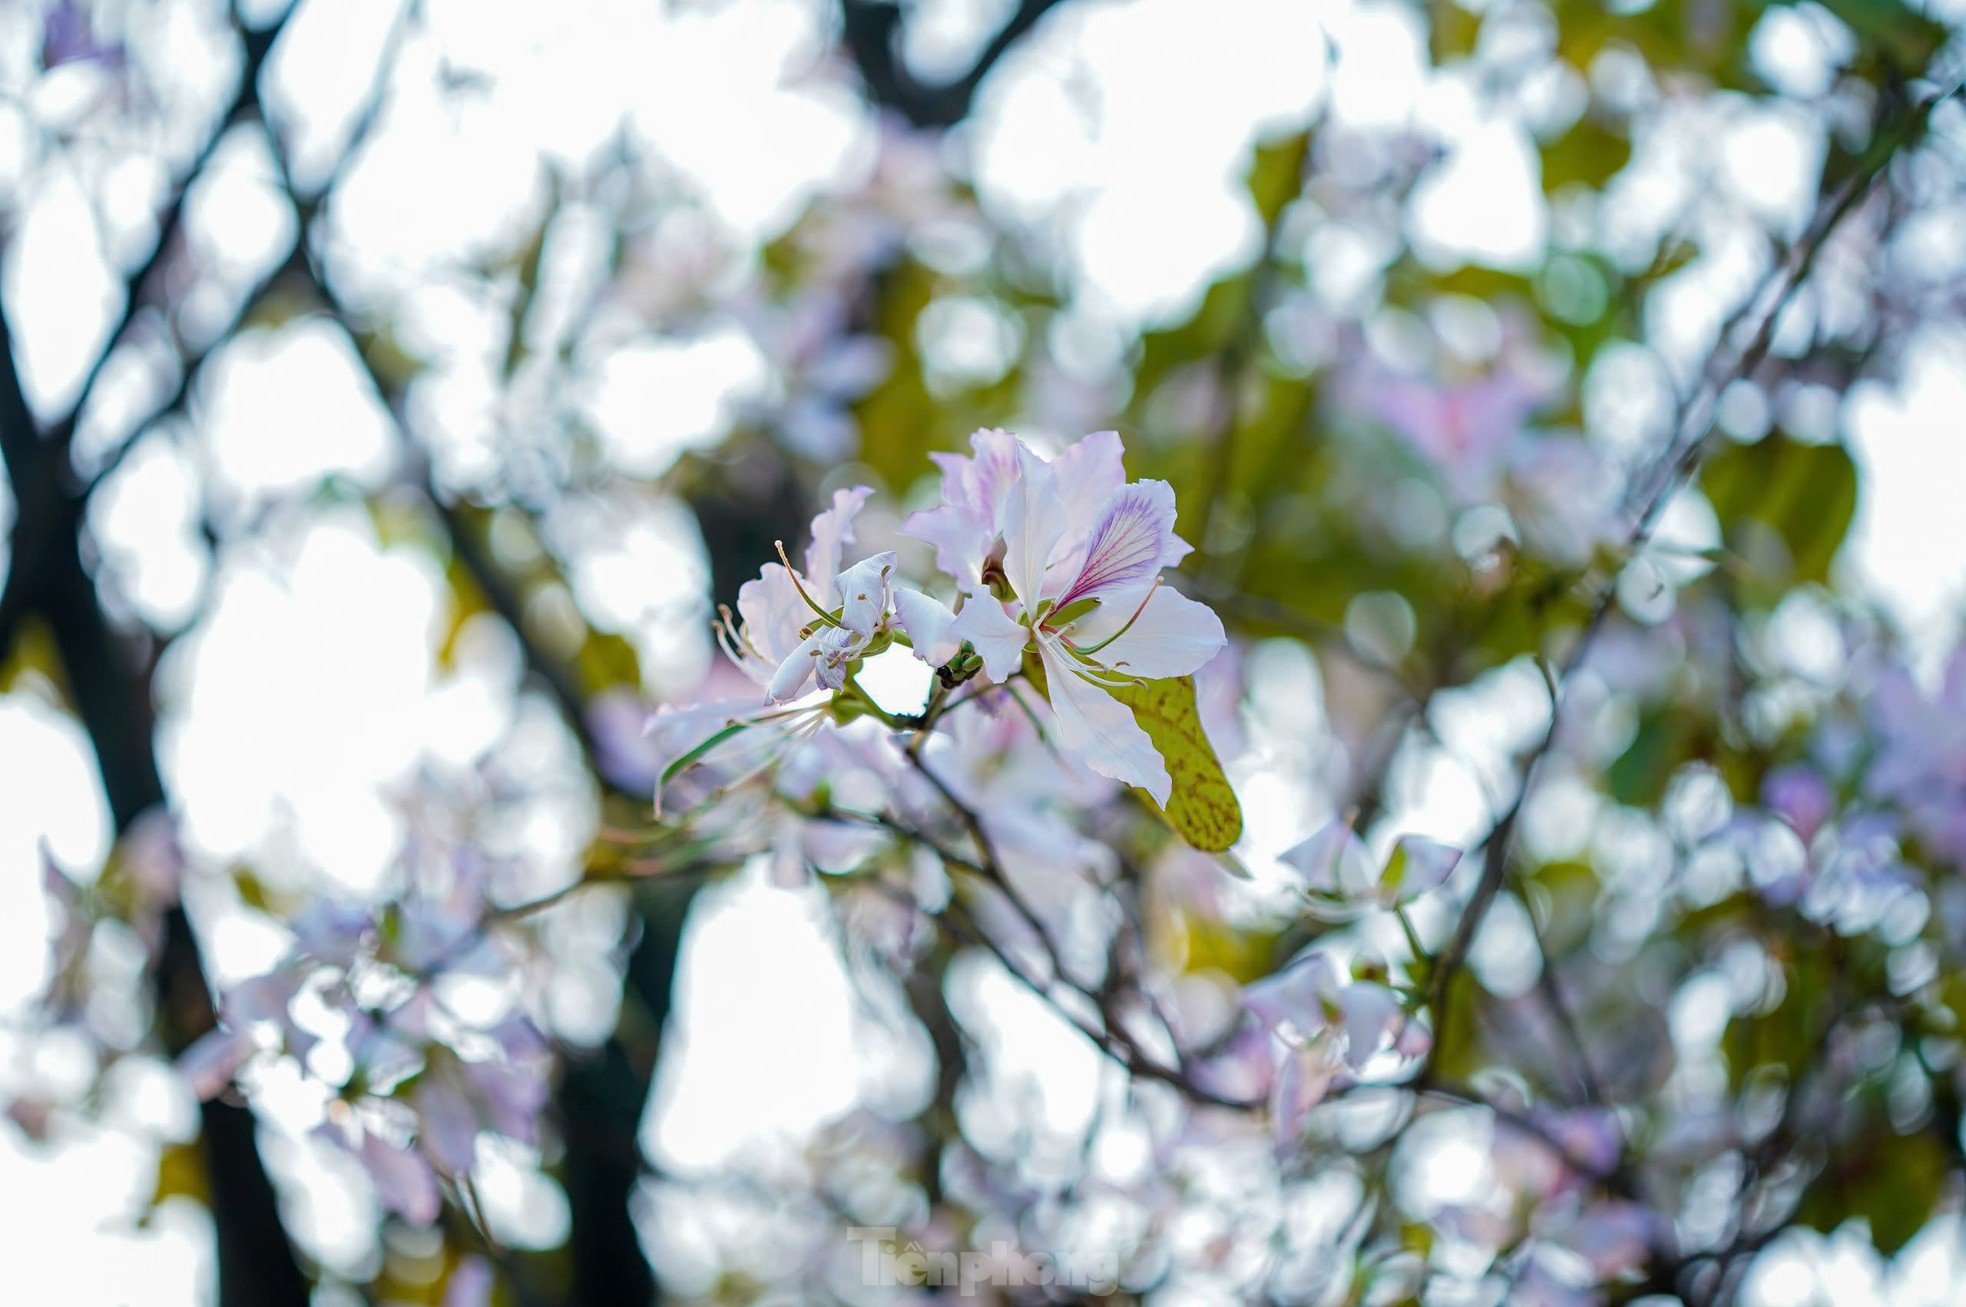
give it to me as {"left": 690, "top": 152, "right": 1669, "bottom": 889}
{"left": 1278, "top": 823, "right": 1373, "bottom": 901}
{"left": 949, "top": 596, "right": 1027, "bottom": 682}
{"left": 893, "top": 587, "right": 960, "bottom": 667}
{"left": 1075, "top": 586, "right": 1224, "bottom": 680}
{"left": 177, "top": 1027, "right": 257, "bottom": 1100}
{"left": 1385, "top": 836, "right": 1460, "bottom": 902}
{"left": 1039, "top": 640, "right": 1170, "bottom": 804}
{"left": 902, "top": 501, "right": 986, "bottom": 586}
{"left": 414, "top": 1076, "right": 480, "bottom": 1175}
{"left": 1335, "top": 982, "right": 1402, "bottom": 1070}
{"left": 1271, "top": 1035, "right": 1341, "bottom": 1148}
{"left": 1056, "top": 480, "right": 1181, "bottom": 607}
{"left": 735, "top": 564, "right": 813, "bottom": 669}
{"left": 361, "top": 1130, "right": 442, "bottom": 1225}
{"left": 831, "top": 551, "right": 895, "bottom": 634}
{"left": 767, "top": 630, "right": 826, "bottom": 703}
{"left": 1049, "top": 429, "right": 1127, "bottom": 537}
{"left": 802, "top": 485, "right": 872, "bottom": 591}
{"left": 645, "top": 696, "right": 779, "bottom": 812}
{"left": 1243, "top": 952, "right": 1339, "bottom": 1037}
{"left": 1000, "top": 441, "right": 1067, "bottom": 611}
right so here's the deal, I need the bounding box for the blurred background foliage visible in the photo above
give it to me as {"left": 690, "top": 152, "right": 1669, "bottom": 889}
{"left": 3, "top": 0, "right": 1966, "bottom": 1303}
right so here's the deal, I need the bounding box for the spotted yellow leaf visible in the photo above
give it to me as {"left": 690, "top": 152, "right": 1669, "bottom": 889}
{"left": 1107, "top": 674, "right": 1244, "bottom": 852}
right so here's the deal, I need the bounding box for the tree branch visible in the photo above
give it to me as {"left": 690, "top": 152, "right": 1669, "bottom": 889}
{"left": 837, "top": 0, "right": 1069, "bottom": 128}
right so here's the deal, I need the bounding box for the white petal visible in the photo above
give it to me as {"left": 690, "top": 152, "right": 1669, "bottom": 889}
{"left": 802, "top": 485, "right": 872, "bottom": 591}
{"left": 949, "top": 596, "right": 1028, "bottom": 682}
{"left": 177, "top": 1027, "right": 257, "bottom": 1100}
{"left": 901, "top": 502, "right": 987, "bottom": 586}
{"left": 1386, "top": 836, "right": 1461, "bottom": 902}
{"left": 966, "top": 428, "right": 1024, "bottom": 514}
{"left": 645, "top": 696, "right": 776, "bottom": 812}
{"left": 414, "top": 1077, "right": 481, "bottom": 1175}
{"left": 735, "top": 564, "right": 814, "bottom": 668}
{"left": 1336, "top": 983, "right": 1403, "bottom": 1070}
{"left": 1271, "top": 1035, "right": 1340, "bottom": 1147}
{"left": 831, "top": 551, "right": 895, "bottom": 635}
{"left": 1000, "top": 441, "right": 1067, "bottom": 611}
{"left": 1039, "top": 640, "right": 1171, "bottom": 804}
{"left": 1243, "top": 952, "right": 1339, "bottom": 1036}
{"left": 893, "top": 587, "right": 960, "bottom": 666}
{"left": 811, "top": 624, "right": 865, "bottom": 690}
{"left": 1049, "top": 429, "right": 1127, "bottom": 537}
{"left": 361, "top": 1131, "right": 442, "bottom": 1225}
{"left": 1279, "top": 823, "right": 1374, "bottom": 902}
{"left": 1078, "top": 586, "right": 1225, "bottom": 680}
{"left": 767, "top": 630, "right": 826, "bottom": 703}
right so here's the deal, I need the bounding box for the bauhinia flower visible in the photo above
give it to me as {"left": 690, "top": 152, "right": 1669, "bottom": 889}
{"left": 649, "top": 486, "right": 954, "bottom": 807}
{"left": 1207, "top": 950, "right": 1415, "bottom": 1145}
{"left": 1278, "top": 823, "right": 1461, "bottom": 919}
{"left": 649, "top": 429, "right": 1236, "bottom": 840}
{"left": 909, "top": 431, "right": 1226, "bottom": 803}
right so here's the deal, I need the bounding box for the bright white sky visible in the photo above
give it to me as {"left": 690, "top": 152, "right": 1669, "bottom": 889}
{"left": 0, "top": 0, "right": 1962, "bottom": 1301}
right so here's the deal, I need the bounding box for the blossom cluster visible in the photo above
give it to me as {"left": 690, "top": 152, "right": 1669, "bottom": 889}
{"left": 650, "top": 428, "right": 1229, "bottom": 812}
{"left": 176, "top": 854, "right": 553, "bottom": 1225}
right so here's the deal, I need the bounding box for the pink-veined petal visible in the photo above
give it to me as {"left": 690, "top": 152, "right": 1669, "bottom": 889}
{"left": 893, "top": 587, "right": 960, "bottom": 667}
{"left": 965, "top": 428, "right": 1024, "bottom": 519}
{"left": 1056, "top": 480, "right": 1181, "bottom": 608}
{"left": 1075, "top": 586, "right": 1224, "bottom": 679}
{"left": 949, "top": 596, "right": 1027, "bottom": 682}
{"left": 1039, "top": 640, "right": 1171, "bottom": 804}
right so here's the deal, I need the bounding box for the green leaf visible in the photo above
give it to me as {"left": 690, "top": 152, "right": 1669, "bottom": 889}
{"left": 1246, "top": 130, "right": 1310, "bottom": 228}
{"left": 1700, "top": 433, "right": 1858, "bottom": 586}
{"left": 1540, "top": 114, "right": 1631, "bottom": 192}
{"left": 1794, "top": 1124, "right": 1950, "bottom": 1255}
{"left": 1106, "top": 675, "right": 1245, "bottom": 852}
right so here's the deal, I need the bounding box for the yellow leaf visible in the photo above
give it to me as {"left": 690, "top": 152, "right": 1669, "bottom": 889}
{"left": 1107, "top": 675, "right": 1244, "bottom": 852}
{"left": 149, "top": 1141, "right": 210, "bottom": 1214}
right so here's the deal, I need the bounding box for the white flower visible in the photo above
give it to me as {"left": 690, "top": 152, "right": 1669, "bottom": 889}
{"left": 1278, "top": 823, "right": 1460, "bottom": 919}
{"left": 910, "top": 432, "right": 1225, "bottom": 803}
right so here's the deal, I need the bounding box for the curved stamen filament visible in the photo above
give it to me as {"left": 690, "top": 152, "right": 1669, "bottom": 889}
{"left": 774, "top": 541, "right": 842, "bottom": 628}
{"left": 1067, "top": 577, "right": 1162, "bottom": 657}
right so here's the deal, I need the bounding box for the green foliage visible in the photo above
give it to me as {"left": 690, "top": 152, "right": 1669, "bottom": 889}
{"left": 1609, "top": 711, "right": 1714, "bottom": 808}
{"left": 1700, "top": 432, "right": 1858, "bottom": 587}
{"left": 1794, "top": 1121, "right": 1952, "bottom": 1254}
{"left": 1540, "top": 115, "right": 1632, "bottom": 193}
